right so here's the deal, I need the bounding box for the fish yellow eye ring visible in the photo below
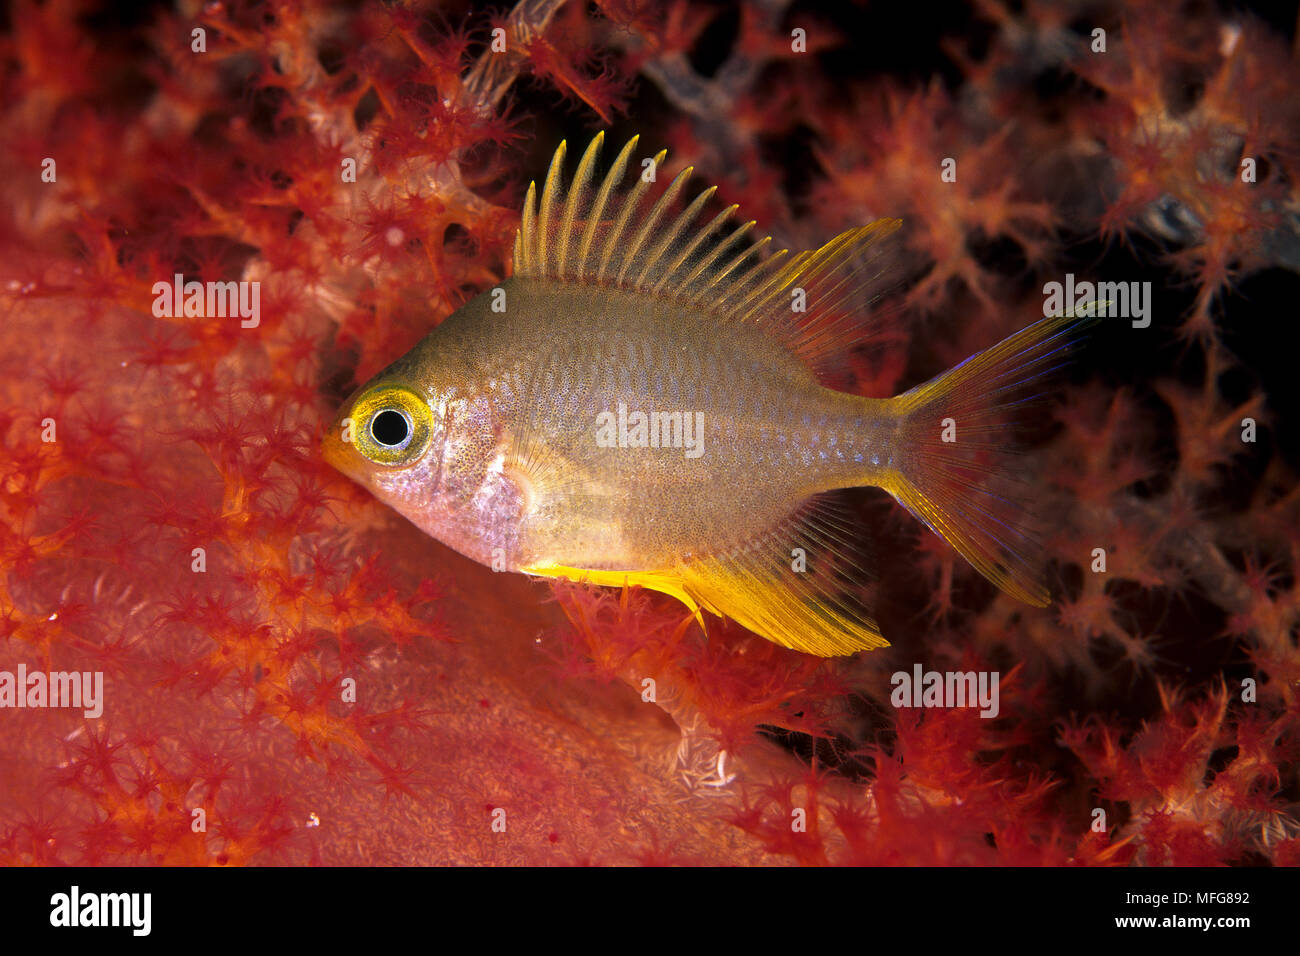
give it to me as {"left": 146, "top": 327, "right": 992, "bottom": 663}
{"left": 349, "top": 384, "right": 433, "bottom": 466}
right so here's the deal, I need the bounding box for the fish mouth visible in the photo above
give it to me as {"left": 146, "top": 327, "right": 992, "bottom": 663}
{"left": 320, "top": 417, "right": 352, "bottom": 474}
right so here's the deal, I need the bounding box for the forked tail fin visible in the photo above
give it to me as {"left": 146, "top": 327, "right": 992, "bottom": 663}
{"left": 879, "top": 311, "right": 1096, "bottom": 606}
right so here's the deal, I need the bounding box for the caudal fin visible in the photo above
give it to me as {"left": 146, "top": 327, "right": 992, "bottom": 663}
{"left": 879, "top": 312, "right": 1095, "bottom": 606}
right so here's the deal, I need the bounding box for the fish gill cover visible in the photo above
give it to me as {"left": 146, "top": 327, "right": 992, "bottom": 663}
{"left": 0, "top": 0, "right": 1297, "bottom": 866}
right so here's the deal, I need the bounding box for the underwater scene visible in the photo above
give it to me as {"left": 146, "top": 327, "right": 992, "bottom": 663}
{"left": 1, "top": 0, "right": 1298, "bottom": 873}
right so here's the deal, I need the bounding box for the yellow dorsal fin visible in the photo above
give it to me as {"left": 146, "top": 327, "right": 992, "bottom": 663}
{"left": 513, "top": 133, "right": 780, "bottom": 301}
{"left": 512, "top": 133, "right": 904, "bottom": 380}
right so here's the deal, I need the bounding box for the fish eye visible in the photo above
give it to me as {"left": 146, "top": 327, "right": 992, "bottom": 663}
{"left": 370, "top": 408, "right": 411, "bottom": 448}
{"left": 348, "top": 384, "right": 433, "bottom": 466}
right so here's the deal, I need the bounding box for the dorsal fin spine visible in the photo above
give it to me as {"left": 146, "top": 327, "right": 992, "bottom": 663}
{"left": 596, "top": 148, "right": 667, "bottom": 281}
{"left": 518, "top": 180, "right": 538, "bottom": 274}
{"left": 700, "top": 234, "right": 773, "bottom": 298}
{"left": 631, "top": 185, "right": 716, "bottom": 288}
{"left": 648, "top": 202, "right": 736, "bottom": 295}
{"left": 536, "top": 140, "right": 567, "bottom": 277}
{"left": 716, "top": 248, "right": 794, "bottom": 319}
{"left": 575, "top": 135, "right": 639, "bottom": 281}
{"left": 733, "top": 250, "right": 810, "bottom": 319}
{"left": 555, "top": 132, "right": 604, "bottom": 277}
{"left": 615, "top": 166, "right": 694, "bottom": 285}
{"left": 675, "top": 220, "right": 756, "bottom": 294}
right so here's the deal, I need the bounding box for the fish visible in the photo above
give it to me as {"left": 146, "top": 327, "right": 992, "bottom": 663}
{"left": 323, "top": 132, "right": 1090, "bottom": 656}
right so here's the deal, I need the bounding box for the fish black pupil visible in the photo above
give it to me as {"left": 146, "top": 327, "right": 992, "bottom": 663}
{"left": 371, "top": 409, "right": 410, "bottom": 447}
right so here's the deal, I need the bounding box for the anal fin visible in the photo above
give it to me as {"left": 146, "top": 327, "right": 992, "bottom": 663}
{"left": 677, "top": 547, "right": 887, "bottom": 658}
{"left": 525, "top": 497, "right": 888, "bottom": 658}
{"left": 522, "top": 563, "right": 706, "bottom": 631}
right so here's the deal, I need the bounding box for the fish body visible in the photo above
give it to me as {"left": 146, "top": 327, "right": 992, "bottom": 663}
{"left": 363, "top": 278, "right": 894, "bottom": 570}
{"left": 325, "top": 133, "right": 1087, "bottom": 655}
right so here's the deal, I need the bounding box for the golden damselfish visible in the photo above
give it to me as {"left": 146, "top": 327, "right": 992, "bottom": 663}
{"left": 324, "top": 133, "right": 1088, "bottom": 656}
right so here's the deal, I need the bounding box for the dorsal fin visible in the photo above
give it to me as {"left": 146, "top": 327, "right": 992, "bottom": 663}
{"left": 513, "top": 132, "right": 904, "bottom": 379}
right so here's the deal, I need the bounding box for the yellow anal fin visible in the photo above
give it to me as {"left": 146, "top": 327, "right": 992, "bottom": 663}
{"left": 522, "top": 563, "right": 706, "bottom": 630}
{"left": 684, "top": 500, "right": 889, "bottom": 656}
{"left": 524, "top": 500, "right": 889, "bottom": 658}
{"left": 675, "top": 553, "right": 888, "bottom": 658}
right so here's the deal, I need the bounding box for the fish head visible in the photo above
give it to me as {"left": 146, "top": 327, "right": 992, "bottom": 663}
{"left": 322, "top": 372, "right": 450, "bottom": 520}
